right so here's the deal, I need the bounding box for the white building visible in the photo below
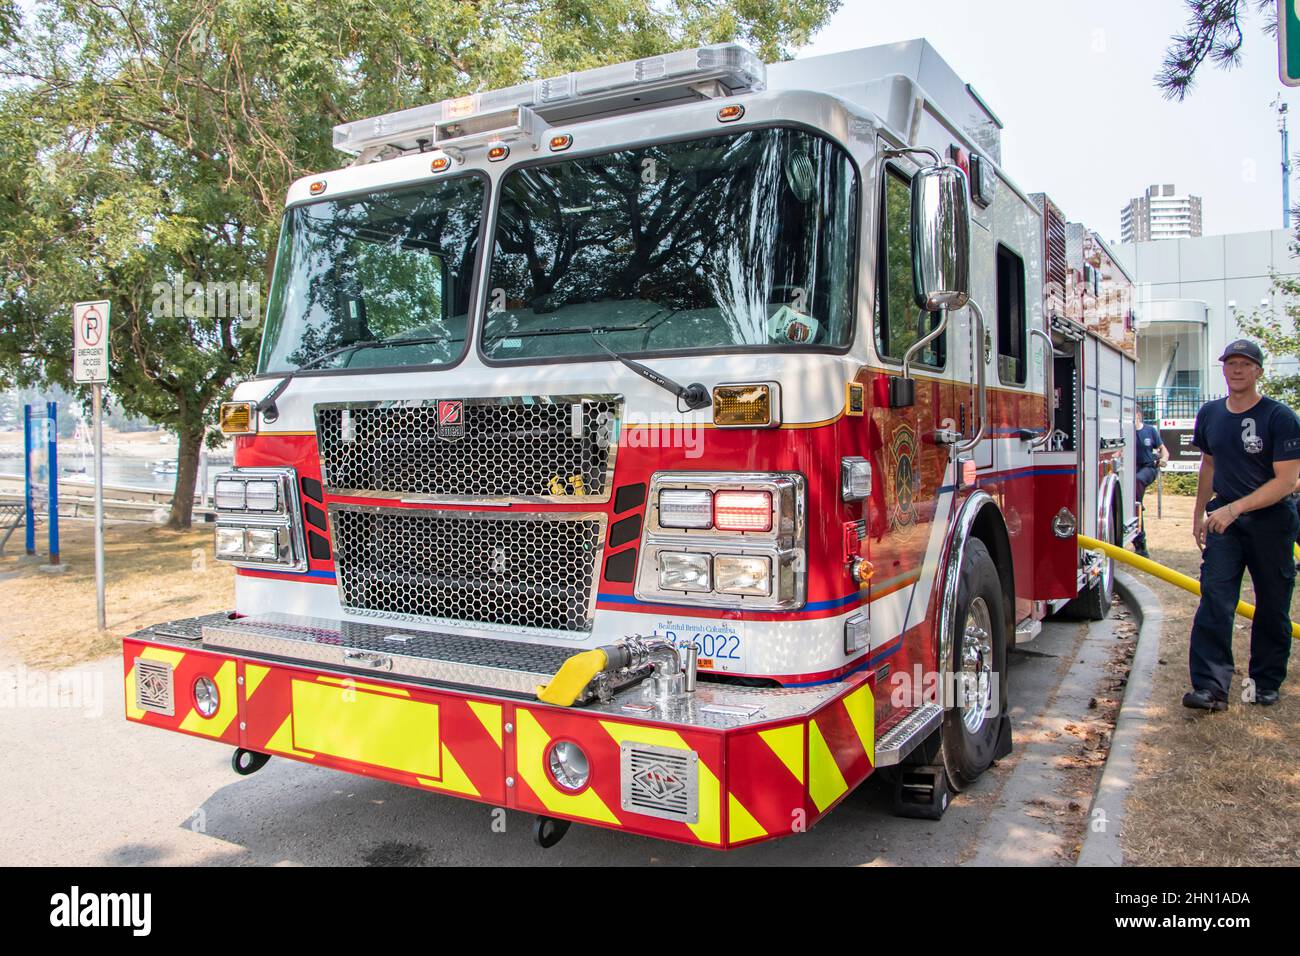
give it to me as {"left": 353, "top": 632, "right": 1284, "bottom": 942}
{"left": 1116, "top": 229, "right": 1300, "bottom": 415}
{"left": 1120, "top": 184, "right": 1204, "bottom": 243}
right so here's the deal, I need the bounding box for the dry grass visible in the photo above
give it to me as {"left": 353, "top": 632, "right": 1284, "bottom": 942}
{"left": 0, "top": 518, "right": 233, "bottom": 669}
{"left": 1122, "top": 493, "right": 1300, "bottom": 866}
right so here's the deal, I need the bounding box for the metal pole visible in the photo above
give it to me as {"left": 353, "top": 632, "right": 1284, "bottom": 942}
{"left": 47, "top": 400, "right": 59, "bottom": 564}
{"left": 94, "top": 383, "right": 105, "bottom": 630}
{"left": 1280, "top": 103, "right": 1292, "bottom": 229}
{"left": 1156, "top": 467, "right": 1163, "bottom": 519}
{"left": 23, "top": 404, "right": 34, "bottom": 555}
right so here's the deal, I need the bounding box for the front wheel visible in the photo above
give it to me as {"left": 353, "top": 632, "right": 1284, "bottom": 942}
{"left": 939, "top": 539, "right": 1009, "bottom": 791}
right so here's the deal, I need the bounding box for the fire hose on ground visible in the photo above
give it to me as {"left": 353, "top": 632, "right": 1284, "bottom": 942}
{"left": 1077, "top": 534, "right": 1300, "bottom": 641}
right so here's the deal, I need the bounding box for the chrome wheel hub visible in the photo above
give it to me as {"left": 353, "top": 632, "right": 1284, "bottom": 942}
{"left": 959, "top": 596, "right": 994, "bottom": 734}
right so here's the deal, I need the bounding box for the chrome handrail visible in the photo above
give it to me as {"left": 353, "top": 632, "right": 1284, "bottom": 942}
{"left": 955, "top": 300, "right": 987, "bottom": 454}
{"left": 1028, "top": 326, "right": 1055, "bottom": 451}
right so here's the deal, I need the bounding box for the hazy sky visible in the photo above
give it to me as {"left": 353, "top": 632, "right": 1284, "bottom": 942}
{"left": 800, "top": 0, "right": 1300, "bottom": 243}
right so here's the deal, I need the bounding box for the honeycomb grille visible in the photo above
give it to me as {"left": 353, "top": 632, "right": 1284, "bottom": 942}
{"left": 330, "top": 507, "right": 604, "bottom": 633}
{"left": 315, "top": 398, "right": 620, "bottom": 500}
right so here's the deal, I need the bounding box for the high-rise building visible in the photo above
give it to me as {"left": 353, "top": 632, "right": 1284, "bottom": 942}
{"left": 1120, "top": 184, "right": 1203, "bottom": 242}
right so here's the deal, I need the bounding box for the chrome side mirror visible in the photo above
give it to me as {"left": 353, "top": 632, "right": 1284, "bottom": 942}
{"left": 911, "top": 163, "right": 971, "bottom": 313}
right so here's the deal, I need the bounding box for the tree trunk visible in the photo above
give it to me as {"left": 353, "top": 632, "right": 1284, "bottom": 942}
{"left": 167, "top": 423, "right": 204, "bottom": 529}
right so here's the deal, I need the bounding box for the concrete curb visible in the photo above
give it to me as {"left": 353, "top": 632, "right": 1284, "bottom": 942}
{"left": 1076, "top": 571, "right": 1164, "bottom": 867}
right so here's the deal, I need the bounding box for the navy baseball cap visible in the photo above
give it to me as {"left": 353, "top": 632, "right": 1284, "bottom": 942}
{"left": 1218, "top": 339, "right": 1264, "bottom": 366}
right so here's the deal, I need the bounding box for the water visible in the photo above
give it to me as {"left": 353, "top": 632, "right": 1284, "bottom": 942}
{"left": 56, "top": 455, "right": 229, "bottom": 496}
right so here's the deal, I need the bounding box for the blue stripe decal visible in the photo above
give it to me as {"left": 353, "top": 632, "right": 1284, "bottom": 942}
{"left": 780, "top": 639, "right": 904, "bottom": 688}
{"left": 243, "top": 568, "right": 337, "bottom": 581}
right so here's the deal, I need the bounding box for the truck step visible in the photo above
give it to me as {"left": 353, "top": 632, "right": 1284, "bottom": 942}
{"left": 873, "top": 703, "right": 943, "bottom": 767}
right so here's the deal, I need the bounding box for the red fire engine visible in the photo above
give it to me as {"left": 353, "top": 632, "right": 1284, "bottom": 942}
{"left": 124, "top": 40, "right": 1137, "bottom": 848}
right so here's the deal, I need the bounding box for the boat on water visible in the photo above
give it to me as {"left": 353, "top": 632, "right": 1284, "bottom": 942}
{"left": 152, "top": 459, "right": 178, "bottom": 476}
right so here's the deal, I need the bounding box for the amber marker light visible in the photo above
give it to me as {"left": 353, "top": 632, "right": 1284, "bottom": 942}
{"left": 487, "top": 144, "right": 510, "bottom": 162}
{"left": 308, "top": 180, "right": 327, "bottom": 195}
{"left": 717, "top": 104, "right": 745, "bottom": 122}
{"left": 219, "top": 401, "right": 256, "bottom": 436}
{"left": 549, "top": 134, "right": 573, "bottom": 152}
{"left": 713, "top": 384, "right": 773, "bottom": 427}
{"left": 430, "top": 156, "right": 451, "bottom": 173}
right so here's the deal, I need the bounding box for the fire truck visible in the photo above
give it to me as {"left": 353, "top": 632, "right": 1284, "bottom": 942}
{"left": 123, "top": 40, "right": 1137, "bottom": 849}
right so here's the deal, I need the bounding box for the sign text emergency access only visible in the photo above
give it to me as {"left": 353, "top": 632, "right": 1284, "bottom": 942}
{"left": 72, "top": 300, "right": 110, "bottom": 384}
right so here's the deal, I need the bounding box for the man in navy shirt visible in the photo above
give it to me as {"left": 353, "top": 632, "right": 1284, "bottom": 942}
{"left": 1132, "top": 406, "right": 1167, "bottom": 557}
{"left": 1184, "top": 340, "right": 1300, "bottom": 710}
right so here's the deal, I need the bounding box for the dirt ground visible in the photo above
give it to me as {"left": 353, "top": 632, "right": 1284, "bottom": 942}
{"left": 0, "top": 518, "right": 233, "bottom": 669}
{"left": 1122, "top": 491, "right": 1300, "bottom": 866}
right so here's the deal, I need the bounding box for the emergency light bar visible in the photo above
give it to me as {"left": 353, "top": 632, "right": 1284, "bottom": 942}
{"left": 332, "top": 43, "right": 766, "bottom": 157}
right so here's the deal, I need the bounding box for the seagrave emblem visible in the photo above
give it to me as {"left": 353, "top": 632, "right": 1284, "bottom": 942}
{"left": 437, "top": 399, "right": 465, "bottom": 441}
{"left": 632, "top": 763, "right": 686, "bottom": 804}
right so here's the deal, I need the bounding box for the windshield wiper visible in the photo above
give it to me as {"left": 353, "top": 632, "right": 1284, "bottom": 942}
{"left": 256, "top": 334, "right": 447, "bottom": 420}
{"left": 586, "top": 330, "right": 710, "bottom": 412}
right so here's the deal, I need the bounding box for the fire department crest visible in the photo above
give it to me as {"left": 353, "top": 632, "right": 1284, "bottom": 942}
{"left": 436, "top": 399, "right": 465, "bottom": 441}
{"left": 889, "top": 425, "right": 920, "bottom": 528}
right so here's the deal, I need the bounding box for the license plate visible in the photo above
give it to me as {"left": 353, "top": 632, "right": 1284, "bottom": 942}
{"left": 651, "top": 619, "right": 745, "bottom": 673}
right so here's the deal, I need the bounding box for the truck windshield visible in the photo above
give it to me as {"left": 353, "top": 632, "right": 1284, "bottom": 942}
{"left": 481, "top": 127, "right": 857, "bottom": 362}
{"left": 258, "top": 175, "right": 485, "bottom": 374}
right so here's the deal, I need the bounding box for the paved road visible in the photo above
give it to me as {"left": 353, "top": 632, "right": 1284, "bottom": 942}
{"left": 0, "top": 611, "right": 1122, "bottom": 866}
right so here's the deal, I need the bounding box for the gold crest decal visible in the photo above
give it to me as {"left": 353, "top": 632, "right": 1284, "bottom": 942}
{"left": 889, "top": 425, "right": 919, "bottom": 528}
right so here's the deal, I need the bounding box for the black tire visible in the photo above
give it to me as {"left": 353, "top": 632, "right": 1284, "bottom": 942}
{"left": 939, "top": 539, "right": 1008, "bottom": 791}
{"left": 1066, "top": 500, "right": 1117, "bottom": 621}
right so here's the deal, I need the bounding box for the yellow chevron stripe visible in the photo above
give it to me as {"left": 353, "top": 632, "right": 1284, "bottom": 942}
{"left": 842, "top": 685, "right": 876, "bottom": 766}
{"left": 808, "top": 719, "right": 848, "bottom": 813}
{"left": 727, "top": 792, "right": 767, "bottom": 844}
{"left": 417, "top": 744, "right": 479, "bottom": 797}
{"left": 180, "top": 660, "right": 239, "bottom": 737}
{"left": 516, "top": 710, "right": 619, "bottom": 824}
{"left": 599, "top": 721, "right": 721, "bottom": 845}
{"left": 467, "top": 701, "right": 503, "bottom": 749}
{"left": 758, "top": 724, "right": 805, "bottom": 784}
{"left": 265, "top": 715, "right": 316, "bottom": 758}
{"left": 244, "top": 663, "right": 270, "bottom": 700}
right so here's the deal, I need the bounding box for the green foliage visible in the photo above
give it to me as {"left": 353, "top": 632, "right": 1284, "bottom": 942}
{"left": 0, "top": 0, "right": 840, "bottom": 525}
{"left": 1160, "top": 471, "right": 1199, "bottom": 497}
{"left": 1236, "top": 269, "right": 1300, "bottom": 412}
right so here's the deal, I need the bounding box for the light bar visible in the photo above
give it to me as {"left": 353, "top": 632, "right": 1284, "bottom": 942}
{"left": 332, "top": 43, "right": 766, "bottom": 156}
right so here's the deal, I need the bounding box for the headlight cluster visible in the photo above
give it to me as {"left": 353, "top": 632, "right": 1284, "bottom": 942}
{"left": 213, "top": 468, "right": 306, "bottom": 571}
{"left": 636, "top": 473, "right": 805, "bottom": 609}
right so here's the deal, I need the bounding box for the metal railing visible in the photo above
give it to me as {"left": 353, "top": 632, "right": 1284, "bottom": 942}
{"left": 1136, "top": 388, "right": 1221, "bottom": 421}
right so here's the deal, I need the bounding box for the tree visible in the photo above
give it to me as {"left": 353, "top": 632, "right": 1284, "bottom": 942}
{"left": 0, "top": 0, "right": 839, "bottom": 527}
{"left": 1157, "top": 0, "right": 1277, "bottom": 99}
{"left": 1236, "top": 268, "right": 1300, "bottom": 409}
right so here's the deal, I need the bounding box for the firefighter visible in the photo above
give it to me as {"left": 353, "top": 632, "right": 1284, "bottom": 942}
{"left": 1132, "top": 405, "right": 1168, "bottom": 558}
{"left": 1184, "top": 340, "right": 1300, "bottom": 711}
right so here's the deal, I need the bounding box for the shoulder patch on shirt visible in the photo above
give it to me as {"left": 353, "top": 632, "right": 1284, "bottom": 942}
{"left": 1285, "top": 436, "right": 1300, "bottom": 454}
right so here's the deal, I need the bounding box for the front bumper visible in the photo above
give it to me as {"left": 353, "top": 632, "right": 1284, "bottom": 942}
{"left": 123, "top": 612, "right": 878, "bottom": 849}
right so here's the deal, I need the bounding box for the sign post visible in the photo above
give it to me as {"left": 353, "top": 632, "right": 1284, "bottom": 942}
{"left": 1280, "top": 1, "right": 1300, "bottom": 87}
{"left": 73, "top": 300, "right": 111, "bottom": 630}
{"left": 46, "top": 401, "right": 59, "bottom": 565}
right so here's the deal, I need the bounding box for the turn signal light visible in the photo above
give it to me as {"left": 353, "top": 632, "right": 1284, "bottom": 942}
{"left": 713, "top": 490, "right": 772, "bottom": 532}
{"left": 219, "top": 402, "right": 256, "bottom": 435}
{"left": 712, "top": 383, "right": 775, "bottom": 427}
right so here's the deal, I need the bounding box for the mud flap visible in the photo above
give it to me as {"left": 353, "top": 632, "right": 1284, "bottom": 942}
{"left": 892, "top": 765, "right": 952, "bottom": 820}
{"left": 993, "top": 713, "right": 1013, "bottom": 761}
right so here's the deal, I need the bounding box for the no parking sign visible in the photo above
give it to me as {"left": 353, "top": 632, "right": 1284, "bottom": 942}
{"left": 73, "top": 300, "right": 110, "bottom": 383}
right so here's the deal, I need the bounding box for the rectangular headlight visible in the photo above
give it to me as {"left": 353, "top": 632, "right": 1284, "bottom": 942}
{"left": 244, "top": 480, "right": 280, "bottom": 512}
{"left": 715, "top": 555, "right": 771, "bottom": 596}
{"left": 214, "top": 479, "right": 246, "bottom": 511}
{"left": 215, "top": 527, "right": 246, "bottom": 558}
{"left": 658, "top": 552, "right": 712, "bottom": 592}
{"left": 713, "top": 490, "right": 773, "bottom": 532}
{"left": 244, "top": 527, "right": 283, "bottom": 561}
{"left": 658, "top": 489, "right": 713, "bottom": 529}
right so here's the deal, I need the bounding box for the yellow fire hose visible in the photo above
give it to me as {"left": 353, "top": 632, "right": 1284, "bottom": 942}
{"left": 1077, "top": 534, "right": 1300, "bottom": 640}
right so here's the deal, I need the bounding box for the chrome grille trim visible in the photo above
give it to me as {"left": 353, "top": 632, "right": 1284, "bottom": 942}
{"left": 314, "top": 395, "right": 622, "bottom": 504}
{"left": 329, "top": 505, "right": 606, "bottom": 635}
